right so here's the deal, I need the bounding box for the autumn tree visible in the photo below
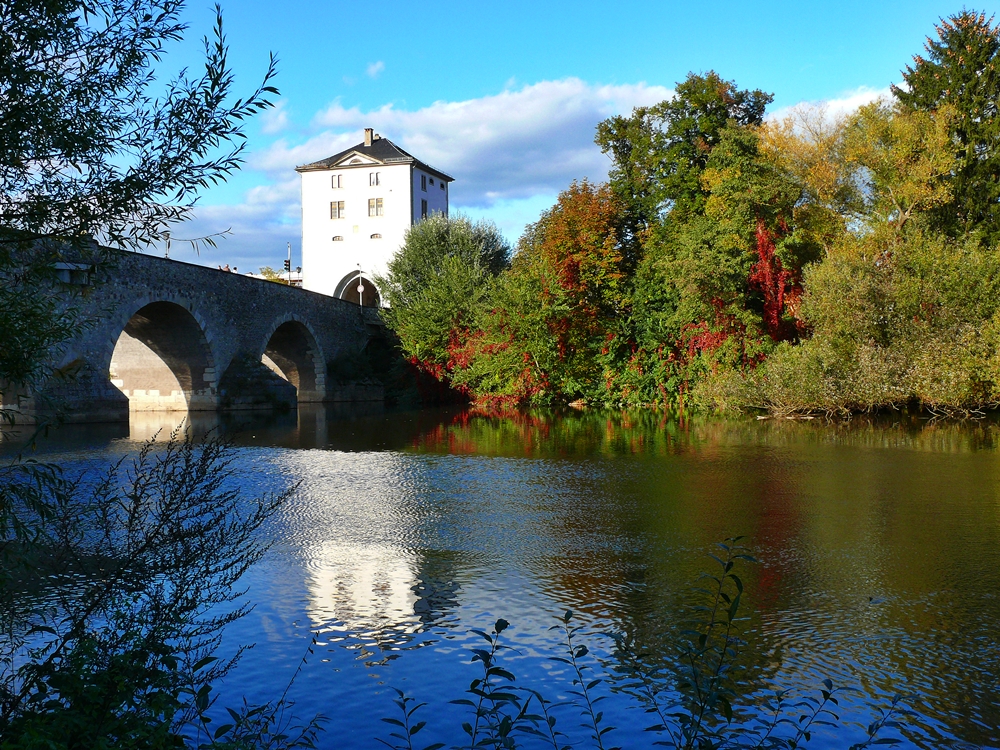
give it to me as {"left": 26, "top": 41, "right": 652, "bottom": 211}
{"left": 446, "top": 182, "right": 631, "bottom": 405}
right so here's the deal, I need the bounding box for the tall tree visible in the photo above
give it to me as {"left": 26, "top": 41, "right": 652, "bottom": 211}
{"left": 376, "top": 213, "right": 510, "bottom": 382}
{"left": 596, "top": 71, "right": 772, "bottom": 235}
{"left": 893, "top": 10, "right": 1000, "bottom": 239}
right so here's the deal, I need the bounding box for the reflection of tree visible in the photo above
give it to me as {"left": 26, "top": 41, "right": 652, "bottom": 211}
{"left": 402, "top": 409, "right": 1000, "bottom": 744}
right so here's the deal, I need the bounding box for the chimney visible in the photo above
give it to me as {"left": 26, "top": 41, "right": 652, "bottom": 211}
{"left": 364, "top": 128, "right": 373, "bottom": 147}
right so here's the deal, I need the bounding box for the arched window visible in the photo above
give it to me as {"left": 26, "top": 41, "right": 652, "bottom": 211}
{"left": 332, "top": 236, "right": 343, "bottom": 241}
{"left": 370, "top": 233, "right": 382, "bottom": 239}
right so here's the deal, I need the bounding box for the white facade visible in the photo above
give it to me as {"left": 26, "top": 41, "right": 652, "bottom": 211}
{"left": 297, "top": 129, "right": 452, "bottom": 304}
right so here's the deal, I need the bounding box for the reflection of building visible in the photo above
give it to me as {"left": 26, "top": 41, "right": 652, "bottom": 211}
{"left": 304, "top": 542, "right": 462, "bottom": 637}
{"left": 305, "top": 542, "right": 419, "bottom": 633}
{"left": 297, "top": 128, "right": 453, "bottom": 306}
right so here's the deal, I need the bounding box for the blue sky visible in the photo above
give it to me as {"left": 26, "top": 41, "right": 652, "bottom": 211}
{"left": 161, "top": 1, "right": 1000, "bottom": 271}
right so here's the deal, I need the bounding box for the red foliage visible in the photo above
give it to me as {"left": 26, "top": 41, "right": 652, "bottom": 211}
{"left": 747, "top": 218, "right": 801, "bottom": 341}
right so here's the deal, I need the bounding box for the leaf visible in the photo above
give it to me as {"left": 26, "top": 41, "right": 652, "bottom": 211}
{"left": 192, "top": 655, "right": 219, "bottom": 671}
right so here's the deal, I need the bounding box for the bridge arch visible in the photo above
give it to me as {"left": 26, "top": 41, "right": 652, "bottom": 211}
{"left": 334, "top": 272, "right": 380, "bottom": 307}
{"left": 258, "top": 315, "right": 327, "bottom": 403}
{"left": 109, "top": 299, "right": 218, "bottom": 411}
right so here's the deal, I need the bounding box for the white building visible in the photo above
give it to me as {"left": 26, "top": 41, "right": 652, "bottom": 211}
{"left": 297, "top": 128, "right": 453, "bottom": 305}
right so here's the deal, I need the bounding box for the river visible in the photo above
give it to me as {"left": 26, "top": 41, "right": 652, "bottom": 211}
{"left": 8, "top": 405, "right": 1000, "bottom": 749}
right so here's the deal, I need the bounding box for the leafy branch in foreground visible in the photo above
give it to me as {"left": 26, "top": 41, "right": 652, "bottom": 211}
{"left": 0, "top": 429, "right": 319, "bottom": 748}
{"left": 550, "top": 611, "right": 617, "bottom": 750}
{"left": 450, "top": 617, "right": 533, "bottom": 749}
{"left": 376, "top": 540, "right": 916, "bottom": 750}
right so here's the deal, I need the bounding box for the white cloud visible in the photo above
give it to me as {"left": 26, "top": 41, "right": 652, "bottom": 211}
{"left": 182, "top": 79, "right": 895, "bottom": 269}
{"left": 366, "top": 60, "right": 385, "bottom": 79}
{"left": 258, "top": 78, "right": 672, "bottom": 209}
{"left": 179, "top": 78, "right": 672, "bottom": 267}
{"left": 259, "top": 99, "right": 291, "bottom": 135}
{"left": 768, "top": 85, "right": 893, "bottom": 124}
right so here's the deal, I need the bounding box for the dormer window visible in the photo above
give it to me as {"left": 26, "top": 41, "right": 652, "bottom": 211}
{"left": 370, "top": 172, "right": 380, "bottom": 186}
{"left": 332, "top": 174, "right": 342, "bottom": 188}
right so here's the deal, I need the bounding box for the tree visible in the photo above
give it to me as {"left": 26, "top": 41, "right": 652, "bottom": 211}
{"left": 842, "top": 101, "right": 956, "bottom": 234}
{"left": 260, "top": 266, "right": 291, "bottom": 284}
{"left": 893, "top": 10, "right": 1000, "bottom": 239}
{"left": 596, "top": 71, "right": 772, "bottom": 234}
{"left": 0, "top": 0, "right": 276, "bottom": 251}
{"left": 450, "top": 181, "right": 631, "bottom": 405}
{"left": 376, "top": 214, "right": 511, "bottom": 383}
{"left": 1, "top": 0, "right": 277, "bottom": 401}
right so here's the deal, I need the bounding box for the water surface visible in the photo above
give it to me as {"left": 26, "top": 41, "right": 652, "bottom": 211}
{"left": 10, "top": 406, "right": 1000, "bottom": 749}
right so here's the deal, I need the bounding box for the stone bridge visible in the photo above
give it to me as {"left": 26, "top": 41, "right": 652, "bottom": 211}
{"left": 6, "top": 250, "right": 383, "bottom": 423}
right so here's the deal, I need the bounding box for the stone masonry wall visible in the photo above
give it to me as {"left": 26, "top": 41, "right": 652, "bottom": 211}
{"left": 16, "top": 250, "right": 384, "bottom": 423}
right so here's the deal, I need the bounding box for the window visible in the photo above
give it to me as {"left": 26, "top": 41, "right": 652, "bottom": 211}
{"left": 368, "top": 197, "right": 383, "bottom": 217}
{"left": 370, "top": 172, "right": 380, "bottom": 186}
{"left": 421, "top": 174, "right": 427, "bottom": 191}
{"left": 332, "top": 236, "right": 343, "bottom": 241}
{"left": 429, "top": 177, "right": 434, "bottom": 186}
{"left": 330, "top": 201, "right": 345, "bottom": 219}
{"left": 421, "top": 199, "right": 428, "bottom": 219}
{"left": 331, "top": 174, "right": 342, "bottom": 188}
{"left": 370, "top": 233, "right": 382, "bottom": 239}
{"left": 440, "top": 182, "right": 445, "bottom": 191}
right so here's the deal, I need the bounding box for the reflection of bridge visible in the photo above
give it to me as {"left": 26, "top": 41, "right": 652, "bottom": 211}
{"left": 6, "top": 251, "right": 383, "bottom": 423}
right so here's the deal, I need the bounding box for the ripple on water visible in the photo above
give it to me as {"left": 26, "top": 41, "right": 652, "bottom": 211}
{"left": 13, "top": 409, "right": 1000, "bottom": 749}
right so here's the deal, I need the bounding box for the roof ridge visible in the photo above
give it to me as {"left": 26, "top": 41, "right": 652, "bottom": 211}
{"left": 294, "top": 134, "right": 454, "bottom": 181}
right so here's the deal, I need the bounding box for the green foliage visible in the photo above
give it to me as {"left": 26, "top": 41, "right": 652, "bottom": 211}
{"left": 447, "top": 181, "right": 631, "bottom": 405}
{"left": 738, "top": 229, "right": 1000, "bottom": 415}
{"left": 376, "top": 213, "right": 511, "bottom": 381}
{"left": 0, "top": 432, "right": 322, "bottom": 748}
{"left": 0, "top": 0, "right": 277, "bottom": 251}
{"left": 596, "top": 71, "right": 772, "bottom": 229}
{"left": 260, "top": 267, "right": 291, "bottom": 284}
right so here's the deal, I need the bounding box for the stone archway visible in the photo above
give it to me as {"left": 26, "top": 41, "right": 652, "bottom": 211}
{"left": 109, "top": 301, "right": 217, "bottom": 411}
{"left": 260, "top": 318, "right": 326, "bottom": 403}
{"left": 334, "top": 272, "right": 380, "bottom": 307}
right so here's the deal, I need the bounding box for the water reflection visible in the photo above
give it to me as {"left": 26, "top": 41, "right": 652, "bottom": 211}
{"left": 8, "top": 406, "right": 1000, "bottom": 748}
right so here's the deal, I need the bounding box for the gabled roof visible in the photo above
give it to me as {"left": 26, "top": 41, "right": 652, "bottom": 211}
{"left": 295, "top": 136, "right": 454, "bottom": 182}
